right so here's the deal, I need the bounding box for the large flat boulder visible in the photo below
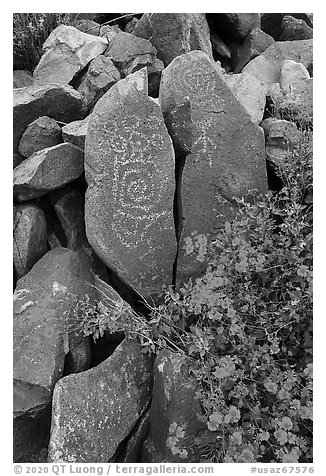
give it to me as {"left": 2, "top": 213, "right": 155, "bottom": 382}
{"left": 13, "top": 143, "right": 84, "bottom": 202}
{"left": 13, "top": 247, "right": 97, "bottom": 420}
{"left": 33, "top": 25, "right": 108, "bottom": 86}
{"left": 134, "top": 13, "right": 213, "bottom": 66}
{"left": 13, "top": 84, "right": 87, "bottom": 152}
{"left": 159, "top": 51, "right": 267, "bottom": 285}
{"left": 48, "top": 338, "right": 153, "bottom": 463}
{"left": 85, "top": 68, "right": 176, "bottom": 301}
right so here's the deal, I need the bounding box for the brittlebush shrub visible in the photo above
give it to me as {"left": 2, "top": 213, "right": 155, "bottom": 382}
{"left": 13, "top": 13, "right": 78, "bottom": 71}
{"left": 71, "top": 129, "right": 312, "bottom": 463}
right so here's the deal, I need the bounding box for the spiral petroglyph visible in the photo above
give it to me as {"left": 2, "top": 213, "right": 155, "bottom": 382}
{"left": 85, "top": 69, "right": 176, "bottom": 298}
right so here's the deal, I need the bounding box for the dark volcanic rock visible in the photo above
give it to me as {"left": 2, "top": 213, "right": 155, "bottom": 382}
{"left": 48, "top": 338, "right": 153, "bottom": 463}
{"left": 141, "top": 350, "right": 206, "bottom": 462}
{"left": 13, "top": 143, "right": 84, "bottom": 202}
{"left": 160, "top": 51, "right": 267, "bottom": 285}
{"left": 134, "top": 13, "right": 213, "bottom": 66}
{"left": 13, "top": 247, "right": 97, "bottom": 420}
{"left": 280, "top": 15, "right": 313, "bottom": 41}
{"left": 18, "top": 116, "right": 62, "bottom": 158}
{"left": 261, "top": 13, "right": 313, "bottom": 41}
{"left": 33, "top": 25, "right": 108, "bottom": 86}
{"left": 13, "top": 203, "right": 48, "bottom": 279}
{"left": 62, "top": 116, "right": 90, "bottom": 150}
{"left": 13, "top": 84, "right": 87, "bottom": 153}
{"left": 85, "top": 68, "right": 176, "bottom": 301}
{"left": 77, "top": 55, "right": 121, "bottom": 110}
{"left": 234, "top": 27, "right": 275, "bottom": 73}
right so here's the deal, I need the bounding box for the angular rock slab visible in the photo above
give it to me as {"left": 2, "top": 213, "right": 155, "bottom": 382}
{"left": 18, "top": 116, "right": 62, "bottom": 158}
{"left": 141, "top": 349, "right": 206, "bottom": 463}
{"left": 13, "top": 203, "right": 48, "bottom": 279}
{"left": 134, "top": 13, "right": 213, "bottom": 66}
{"left": 234, "top": 27, "right": 275, "bottom": 73}
{"left": 13, "top": 84, "right": 87, "bottom": 152}
{"left": 13, "top": 247, "right": 97, "bottom": 419}
{"left": 33, "top": 25, "right": 108, "bottom": 86}
{"left": 243, "top": 39, "right": 313, "bottom": 87}
{"left": 48, "top": 338, "right": 153, "bottom": 463}
{"left": 85, "top": 69, "right": 176, "bottom": 300}
{"left": 13, "top": 143, "right": 84, "bottom": 202}
{"left": 62, "top": 115, "right": 90, "bottom": 150}
{"left": 160, "top": 51, "right": 267, "bottom": 285}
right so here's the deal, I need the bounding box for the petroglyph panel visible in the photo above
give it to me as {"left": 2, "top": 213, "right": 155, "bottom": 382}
{"left": 85, "top": 70, "right": 176, "bottom": 300}
{"left": 160, "top": 51, "right": 268, "bottom": 285}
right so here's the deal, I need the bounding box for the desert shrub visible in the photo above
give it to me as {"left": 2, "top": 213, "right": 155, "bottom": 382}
{"left": 13, "top": 13, "right": 79, "bottom": 71}
{"left": 69, "top": 129, "right": 312, "bottom": 463}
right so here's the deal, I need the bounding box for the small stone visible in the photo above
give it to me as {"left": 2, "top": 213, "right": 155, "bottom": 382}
{"left": 48, "top": 338, "right": 153, "bottom": 463}
{"left": 14, "top": 203, "right": 48, "bottom": 279}
{"left": 62, "top": 116, "right": 90, "bottom": 150}
{"left": 279, "top": 59, "right": 310, "bottom": 93}
{"left": 18, "top": 116, "right": 62, "bottom": 158}
{"left": 77, "top": 55, "right": 121, "bottom": 110}
{"left": 33, "top": 25, "right": 108, "bottom": 86}
{"left": 13, "top": 143, "right": 84, "bottom": 202}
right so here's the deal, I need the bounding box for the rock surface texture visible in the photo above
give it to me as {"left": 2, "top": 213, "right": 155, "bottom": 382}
{"left": 160, "top": 51, "right": 267, "bottom": 284}
{"left": 134, "top": 13, "right": 213, "bottom": 66}
{"left": 85, "top": 69, "right": 176, "bottom": 300}
{"left": 48, "top": 339, "right": 153, "bottom": 463}
{"left": 33, "top": 25, "right": 108, "bottom": 86}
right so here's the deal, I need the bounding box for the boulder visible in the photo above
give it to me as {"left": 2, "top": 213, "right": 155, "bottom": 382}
{"left": 269, "top": 60, "right": 312, "bottom": 124}
{"left": 77, "top": 55, "right": 121, "bottom": 110}
{"left": 242, "top": 39, "right": 313, "bottom": 87}
{"left": 50, "top": 188, "right": 87, "bottom": 250}
{"left": 18, "top": 116, "right": 62, "bottom": 158}
{"left": 13, "top": 143, "right": 84, "bottom": 202}
{"left": 225, "top": 72, "right": 268, "bottom": 124}
{"left": 13, "top": 203, "right": 48, "bottom": 279}
{"left": 234, "top": 27, "right": 275, "bottom": 73}
{"left": 62, "top": 115, "right": 90, "bottom": 149}
{"left": 280, "top": 15, "right": 313, "bottom": 41}
{"left": 261, "top": 13, "right": 313, "bottom": 41}
{"left": 134, "top": 13, "right": 213, "bottom": 66}
{"left": 104, "top": 31, "right": 157, "bottom": 75}
{"left": 261, "top": 117, "right": 303, "bottom": 149}
{"left": 48, "top": 338, "right": 153, "bottom": 463}
{"left": 33, "top": 25, "right": 108, "bottom": 86}
{"left": 13, "top": 70, "right": 33, "bottom": 88}
{"left": 13, "top": 247, "right": 97, "bottom": 420}
{"left": 14, "top": 407, "right": 51, "bottom": 462}
{"left": 72, "top": 19, "right": 101, "bottom": 36}
{"left": 13, "top": 84, "right": 87, "bottom": 152}
{"left": 208, "top": 13, "right": 261, "bottom": 42}
{"left": 141, "top": 350, "right": 206, "bottom": 462}
{"left": 160, "top": 51, "right": 267, "bottom": 284}
{"left": 85, "top": 68, "right": 176, "bottom": 301}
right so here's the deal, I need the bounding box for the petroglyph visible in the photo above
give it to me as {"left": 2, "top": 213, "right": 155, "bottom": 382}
{"left": 160, "top": 51, "right": 268, "bottom": 285}
{"left": 85, "top": 69, "right": 176, "bottom": 300}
